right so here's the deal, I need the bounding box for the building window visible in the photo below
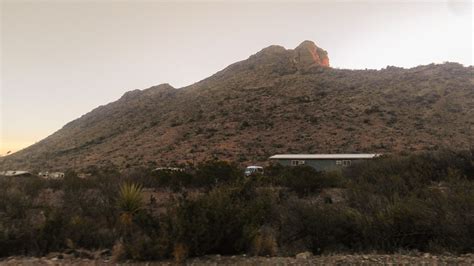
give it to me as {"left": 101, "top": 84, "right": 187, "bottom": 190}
{"left": 291, "top": 160, "right": 305, "bottom": 166}
{"left": 342, "top": 160, "right": 351, "bottom": 167}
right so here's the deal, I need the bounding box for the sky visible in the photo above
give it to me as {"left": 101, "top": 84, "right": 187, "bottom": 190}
{"left": 0, "top": 0, "right": 472, "bottom": 155}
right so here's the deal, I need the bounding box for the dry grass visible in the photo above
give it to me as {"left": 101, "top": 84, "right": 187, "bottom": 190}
{"left": 251, "top": 227, "right": 278, "bottom": 256}
{"left": 173, "top": 243, "right": 189, "bottom": 263}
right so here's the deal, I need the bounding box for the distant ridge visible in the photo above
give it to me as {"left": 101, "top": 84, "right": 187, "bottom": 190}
{"left": 1, "top": 41, "right": 473, "bottom": 171}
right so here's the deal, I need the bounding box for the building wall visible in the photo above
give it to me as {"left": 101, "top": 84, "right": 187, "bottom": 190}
{"left": 274, "top": 159, "right": 367, "bottom": 172}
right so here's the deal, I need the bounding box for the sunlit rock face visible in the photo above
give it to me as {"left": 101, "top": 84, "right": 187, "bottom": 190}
{"left": 293, "top": 40, "right": 330, "bottom": 68}
{"left": 243, "top": 40, "right": 330, "bottom": 75}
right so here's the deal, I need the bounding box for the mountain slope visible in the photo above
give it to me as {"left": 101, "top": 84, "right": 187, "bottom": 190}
{"left": 1, "top": 41, "right": 473, "bottom": 171}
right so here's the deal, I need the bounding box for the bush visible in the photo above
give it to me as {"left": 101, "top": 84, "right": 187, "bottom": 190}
{"left": 278, "top": 199, "right": 364, "bottom": 254}
{"left": 169, "top": 180, "right": 274, "bottom": 256}
{"left": 264, "top": 165, "right": 345, "bottom": 196}
{"left": 193, "top": 160, "right": 241, "bottom": 188}
{"left": 151, "top": 170, "right": 193, "bottom": 191}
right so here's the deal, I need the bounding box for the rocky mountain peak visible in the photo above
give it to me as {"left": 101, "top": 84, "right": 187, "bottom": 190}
{"left": 293, "top": 40, "right": 330, "bottom": 68}
{"left": 241, "top": 41, "right": 330, "bottom": 75}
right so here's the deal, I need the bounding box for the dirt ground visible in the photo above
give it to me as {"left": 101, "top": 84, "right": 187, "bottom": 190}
{"left": 1, "top": 253, "right": 473, "bottom": 265}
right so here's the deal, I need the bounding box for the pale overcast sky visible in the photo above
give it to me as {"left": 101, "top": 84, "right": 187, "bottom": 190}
{"left": 0, "top": 0, "right": 472, "bottom": 155}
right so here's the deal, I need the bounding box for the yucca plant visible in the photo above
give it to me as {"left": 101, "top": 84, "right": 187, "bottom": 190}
{"left": 118, "top": 182, "right": 144, "bottom": 226}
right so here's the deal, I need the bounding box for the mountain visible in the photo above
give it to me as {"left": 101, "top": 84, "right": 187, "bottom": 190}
{"left": 1, "top": 41, "right": 473, "bottom": 171}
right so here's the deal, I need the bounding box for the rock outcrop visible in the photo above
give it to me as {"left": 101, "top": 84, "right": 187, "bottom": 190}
{"left": 292, "top": 40, "right": 330, "bottom": 69}
{"left": 247, "top": 41, "right": 330, "bottom": 73}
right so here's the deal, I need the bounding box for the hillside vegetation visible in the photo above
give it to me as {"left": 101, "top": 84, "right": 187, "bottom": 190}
{"left": 1, "top": 41, "right": 473, "bottom": 171}
{"left": 0, "top": 150, "right": 473, "bottom": 261}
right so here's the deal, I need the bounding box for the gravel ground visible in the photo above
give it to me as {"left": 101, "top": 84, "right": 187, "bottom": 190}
{"left": 1, "top": 253, "right": 473, "bottom": 265}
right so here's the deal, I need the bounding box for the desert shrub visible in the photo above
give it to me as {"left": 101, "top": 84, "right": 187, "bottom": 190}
{"left": 115, "top": 182, "right": 169, "bottom": 261}
{"left": 150, "top": 170, "right": 193, "bottom": 191}
{"left": 115, "top": 210, "right": 165, "bottom": 261}
{"left": 422, "top": 177, "right": 474, "bottom": 252}
{"left": 362, "top": 196, "right": 437, "bottom": 251}
{"left": 22, "top": 177, "right": 47, "bottom": 198}
{"left": 348, "top": 150, "right": 474, "bottom": 187}
{"left": 37, "top": 180, "right": 118, "bottom": 252}
{"left": 278, "top": 198, "right": 364, "bottom": 254}
{"left": 281, "top": 166, "right": 322, "bottom": 195}
{"left": 30, "top": 212, "right": 60, "bottom": 253}
{"left": 0, "top": 182, "right": 35, "bottom": 256}
{"left": 274, "top": 150, "right": 474, "bottom": 254}
{"left": 343, "top": 150, "right": 474, "bottom": 252}
{"left": 169, "top": 180, "right": 274, "bottom": 257}
{"left": 192, "top": 160, "right": 241, "bottom": 188}
{"left": 0, "top": 172, "right": 151, "bottom": 258}
{"left": 66, "top": 214, "right": 115, "bottom": 249}
{"left": 264, "top": 165, "right": 345, "bottom": 196}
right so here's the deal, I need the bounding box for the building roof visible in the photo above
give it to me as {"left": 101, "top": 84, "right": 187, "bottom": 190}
{"left": 246, "top": 166, "right": 263, "bottom": 169}
{"left": 269, "top": 154, "right": 380, "bottom": 160}
{"left": 0, "top": 170, "right": 32, "bottom": 176}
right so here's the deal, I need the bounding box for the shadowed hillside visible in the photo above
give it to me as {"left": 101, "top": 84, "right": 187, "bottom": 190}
{"left": 1, "top": 41, "right": 473, "bottom": 171}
